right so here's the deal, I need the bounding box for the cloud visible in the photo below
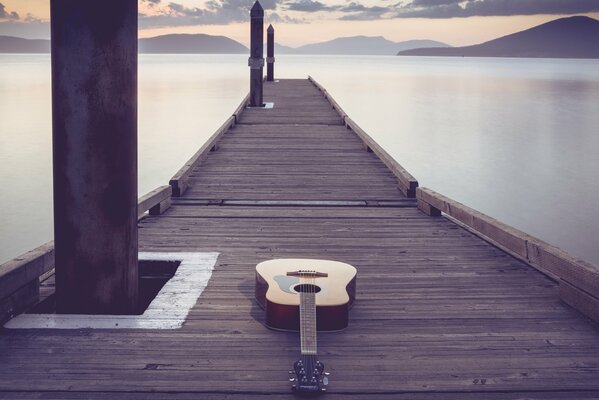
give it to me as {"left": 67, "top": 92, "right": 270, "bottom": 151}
{"left": 0, "top": 2, "right": 20, "bottom": 20}
{"left": 2, "top": 0, "right": 599, "bottom": 37}
{"left": 395, "top": 0, "right": 599, "bottom": 18}
{"left": 281, "top": 0, "right": 599, "bottom": 20}
{"left": 283, "top": 0, "right": 392, "bottom": 19}
{"left": 139, "top": 0, "right": 282, "bottom": 28}
{"left": 0, "top": 2, "right": 50, "bottom": 39}
{"left": 410, "top": 0, "right": 461, "bottom": 6}
{"left": 268, "top": 11, "right": 304, "bottom": 23}
{"left": 338, "top": 2, "right": 390, "bottom": 20}
{"left": 284, "top": 0, "right": 334, "bottom": 12}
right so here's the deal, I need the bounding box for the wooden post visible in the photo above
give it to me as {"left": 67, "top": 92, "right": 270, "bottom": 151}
{"left": 51, "top": 0, "right": 138, "bottom": 314}
{"left": 249, "top": 1, "right": 264, "bottom": 107}
{"left": 266, "top": 24, "right": 274, "bottom": 82}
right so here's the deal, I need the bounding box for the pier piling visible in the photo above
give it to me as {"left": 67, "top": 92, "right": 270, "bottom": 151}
{"left": 50, "top": 0, "right": 138, "bottom": 314}
{"left": 249, "top": 1, "right": 264, "bottom": 107}
{"left": 267, "top": 24, "right": 274, "bottom": 82}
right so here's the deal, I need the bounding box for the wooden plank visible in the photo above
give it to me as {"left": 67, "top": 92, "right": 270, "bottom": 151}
{"left": 137, "top": 185, "right": 172, "bottom": 218}
{"left": 0, "top": 279, "right": 39, "bottom": 325}
{"left": 1, "top": 184, "right": 173, "bottom": 321}
{"left": 1, "top": 391, "right": 599, "bottom": 400}
{"left": 559, "top": 280, "right": 599, "bottom": 324}
{"left": 232, "top": 94, "right": 250, "bottom": 124}
{"left": 0, "top": 242, "right": 54, "bottom": 300}
{"left": 416, "top": 186, "right": 599, "bottom": 323}
{"left": 417, "top": 187, "right": 533, "bottom": 260}
{"left": 417, "top": 199, "right": 441, "bottom": 217}
{"left": 528, "top": 241, "right": 599, "bottom": 298}
{"left": 307, "top": 76, "right": 419, "bottom": 198}
{"left": 2, "top": 78, "right": 599, "bottom": 399}
{"left": 169, "top": 115, "right": 235, "bottom": 197}
{"left": 345, "top": 116, "right": 419, "bottom": 198}
{"left": 417, "top": 187, "right": 599, "bottom": 285}
{"left": 308, "top": 75, "right": 348, "bottom": 120}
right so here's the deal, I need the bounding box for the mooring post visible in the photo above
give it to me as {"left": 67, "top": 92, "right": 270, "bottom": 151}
{"left": 266, "top": 24, "right": 275, "bottom": 82}
{"left": 249, "top": 1, "right": 264, "bottom": 107}
{"left": 51, "top": 0, "right": 138, "bottom": 314}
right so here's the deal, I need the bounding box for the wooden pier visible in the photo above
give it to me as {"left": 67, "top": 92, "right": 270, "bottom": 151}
{"left": 1, "top": 78, "right": 599, "bottom": 399}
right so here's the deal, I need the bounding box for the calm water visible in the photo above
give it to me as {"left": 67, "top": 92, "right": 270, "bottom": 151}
{"left": 1, "top": 54, "right": 598, "bottom": 264}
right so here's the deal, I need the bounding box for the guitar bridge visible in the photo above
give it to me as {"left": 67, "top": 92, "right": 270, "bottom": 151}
{"left": 287, "top": 270, "right": 328, "bottom": 278}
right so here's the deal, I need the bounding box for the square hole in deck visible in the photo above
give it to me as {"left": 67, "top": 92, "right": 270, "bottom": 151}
{"left": 4, "top": 252, "right": 218, "bottom": 330}
{"left": 28, "top": 260, "right": 181, "bottom": 315}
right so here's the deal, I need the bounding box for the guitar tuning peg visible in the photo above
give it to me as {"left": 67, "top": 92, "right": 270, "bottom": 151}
{"left": 289, "top": 377, "right": 296, "bottom": 382}
{"left": 324, "top": 372, "right": 331, "bottom": 376}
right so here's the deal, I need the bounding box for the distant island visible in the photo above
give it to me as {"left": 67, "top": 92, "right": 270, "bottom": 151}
{"left": 276, "top": 36, "right": 449, "bottom": 56}
{"left": 398, "top": 16, "right": 599, "bottom": 59}
{"left": 0, "top": 33, "right": 446, "bottom": 56}
{"left": 0, "top": 34, "right": 248, "bottom": 54}
{"left": 139, "top": 34, "right": 247, "bottom": 54}
{"left": 6, "top": 16, "right": 599, "bottom": 59}
{"left": 0, "top": 36, "right": 50, "bottom": 53}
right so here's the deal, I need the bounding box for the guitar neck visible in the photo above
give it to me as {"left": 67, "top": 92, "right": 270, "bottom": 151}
{"left": 299, "top": 289, "right": 317, "bottom": 355}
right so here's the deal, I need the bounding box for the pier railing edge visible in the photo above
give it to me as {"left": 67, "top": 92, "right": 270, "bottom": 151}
{"left": 417, "top": 186, "right": 599, "bottom": 324}
{"left": 307, "top": 76, "right": 419, "bottom": 198}
{"left": 2, "top": 88, "right": 252, "bottom": 323}
{"left": 0, "top": 185, "right": 175, "bottom": 325}
{"left": 169, "top": 93, "right": 250, "bottom": 197}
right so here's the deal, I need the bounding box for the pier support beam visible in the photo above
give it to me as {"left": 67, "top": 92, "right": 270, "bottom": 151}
{"left": 266, "top": 24, "right": 275, "bottom": 82}
{"left": 249, "top": 1, "right": 264, "bottom": 107}
{"left": 51, "top": 0, "right": 138, "bottom": 314}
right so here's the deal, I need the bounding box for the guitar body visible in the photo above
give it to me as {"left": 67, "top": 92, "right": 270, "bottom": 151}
{"left": 255, "top": 259, "right": 357, "bottom": 332}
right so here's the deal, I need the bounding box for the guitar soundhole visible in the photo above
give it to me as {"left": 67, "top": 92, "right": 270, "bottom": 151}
{"left": 293, "top": 284, "right": 322, "bottom": 293}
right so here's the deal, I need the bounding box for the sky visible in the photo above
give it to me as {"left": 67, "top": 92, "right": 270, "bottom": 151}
{"left": 1, "top": 0, "right": 599, "bottom": 47}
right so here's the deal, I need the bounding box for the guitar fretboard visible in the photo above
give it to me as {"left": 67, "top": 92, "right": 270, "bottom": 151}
{"left": 299, "top": 284, "right": 317, "bottom": 355}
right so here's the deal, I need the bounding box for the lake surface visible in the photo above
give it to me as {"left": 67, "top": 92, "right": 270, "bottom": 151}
{"left": 1, "top": 54, "right": 598, "bottom": 265}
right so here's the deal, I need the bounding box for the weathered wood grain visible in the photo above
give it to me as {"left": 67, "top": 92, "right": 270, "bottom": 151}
{"left": 416, "top": 186, "right": 599, "bottom": 323}
{"left": 0, "top": 242, "right": 54, "bottom": 301}
{"left": 1, "top": 79, "right": 598, "bottom": 399}
{"left": 138, "top": 185, "right": 172, "bottom": 218}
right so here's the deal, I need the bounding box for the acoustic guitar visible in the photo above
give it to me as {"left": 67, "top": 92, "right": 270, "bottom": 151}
{"left": 255, "top": 258, "right": 357, "bottom": 394}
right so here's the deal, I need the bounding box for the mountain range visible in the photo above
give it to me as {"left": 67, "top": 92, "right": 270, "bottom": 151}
{"left": 0, "top": 36, "right": 50, "bottom": 53}
{"left": 0, "top": 34, "right": 446, "bottom": 56}
{"left": 276, "top": 36, "right": 449, "bottom": 55}
{"left": 398, "top": 16, "right": 599, "bottom": 59}
{"left": 0, "top": 34, "right": 248, "bottom": 54}
{"left": 139, "top": 34, "right": 247, "bottom": 54}
{"left": 2, "top": 16, "right": 598, "bottom": 58}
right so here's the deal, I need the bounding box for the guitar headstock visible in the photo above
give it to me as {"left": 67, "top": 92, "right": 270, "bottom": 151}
{"left": 288, "top": 355, "right": 330, "bottom": 394}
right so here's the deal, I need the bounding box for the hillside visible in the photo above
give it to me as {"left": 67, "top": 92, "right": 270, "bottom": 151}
{"left": 286, "top": 36, "right": 448, "bottom": 55}
{"left": 398, "top": 16, "right": 599, "bottom": 59}
{"left": 0, "top": 36, "right": 50, "bottom": 53}
{"left": 0, "top": 34, "right": 248, "bottom": 54}
{"left": 138, "top": 34, "right": 247, "bottom": 54}
{"left": 0, "top": 33, "right": 450, "bottom": 56}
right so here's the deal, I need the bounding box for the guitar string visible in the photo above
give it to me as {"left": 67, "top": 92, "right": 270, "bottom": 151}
{"left": 309, "top": 271, "right": 313, "bottom": 381}
{"left": 303, "top": 272, "right": 308, "bottom": 356}
{"left": 299, "top": 270, "right": 319, "bottom": 381}
{"left": 300, "top": 272, "right": 305, "bottom": 356}
{"left": 312, "top": 272, "right": 316, "bottom": 356}
{"left": 313, "top": 272, "right": 317, "bottom": 378}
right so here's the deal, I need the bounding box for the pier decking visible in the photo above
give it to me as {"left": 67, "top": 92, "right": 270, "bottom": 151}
{"left": 1, "top": 79, "right": 599, "bottom": 399}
